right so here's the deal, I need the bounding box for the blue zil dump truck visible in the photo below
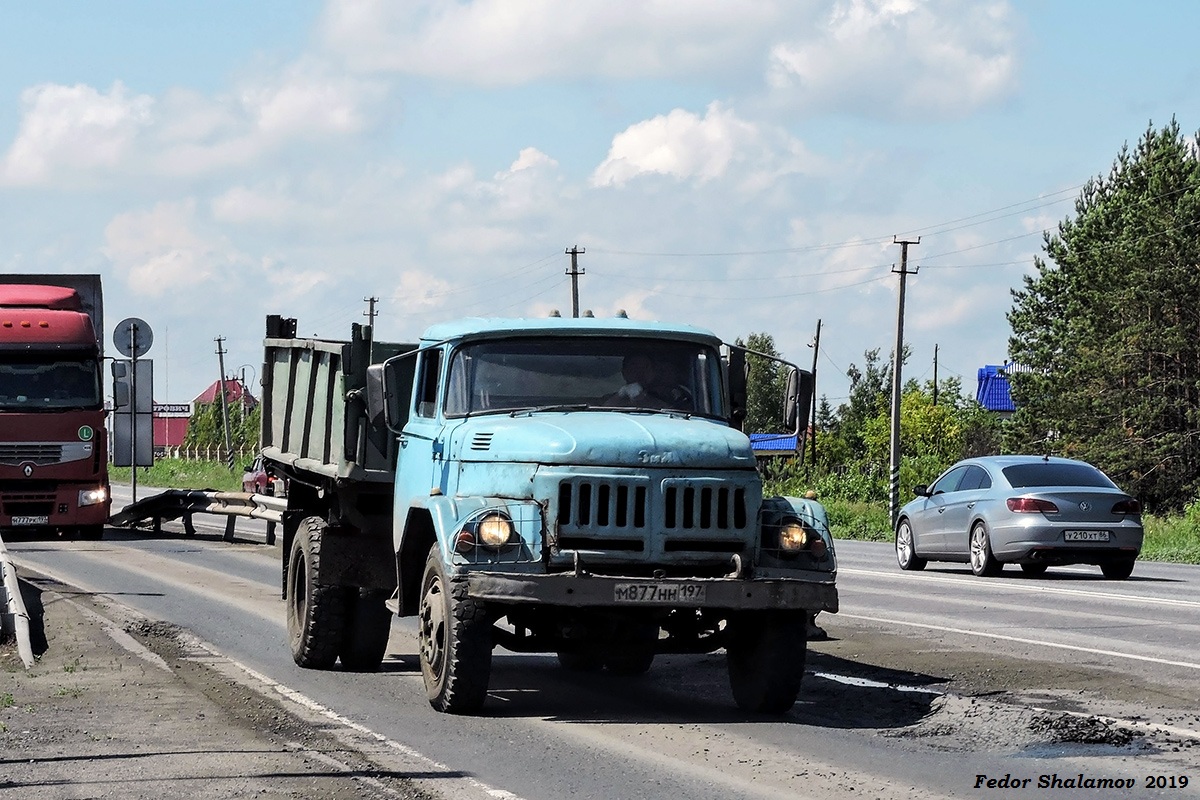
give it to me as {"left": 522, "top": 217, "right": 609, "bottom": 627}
{"left": 260, "top": 313, "right": 837, "bottom": 714}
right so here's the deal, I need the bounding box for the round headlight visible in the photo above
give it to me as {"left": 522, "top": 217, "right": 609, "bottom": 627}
{"left": 779, "top": 521, "right": 809, "bottom": 551}
{"left": 477, "top": 513, "right": 514, "bottom": 548}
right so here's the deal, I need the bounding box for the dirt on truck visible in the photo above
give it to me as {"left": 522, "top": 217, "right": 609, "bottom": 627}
{"left": 260, "top": 313, "right": 837, "bottom": 715}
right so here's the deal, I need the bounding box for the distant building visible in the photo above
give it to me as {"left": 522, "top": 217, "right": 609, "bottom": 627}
{"left": 976, "top": 363, "right": 1032, "bottom": 418}
{"left": 193, "top": 377, "right": 258, "bottom": 411}
{"left": 150, "top": 378, "right": 258, "bottom": 453}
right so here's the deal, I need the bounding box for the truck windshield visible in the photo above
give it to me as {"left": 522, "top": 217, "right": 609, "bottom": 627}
{"left": 444, "top": 337, "right": 724, "bottom": 418}
{"left": 0, "top": 354, "right": 101, "bottom": 410}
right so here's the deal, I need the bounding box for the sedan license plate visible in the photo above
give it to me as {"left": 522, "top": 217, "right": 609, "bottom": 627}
{"left": 615, "top": 582, "right": 706, "bottom": 604}
{"left": 11, "top": 515, "right": 49, "bottom": 526}
{"left": 1064, "top": 530, "right": 1110, "bottom": 542}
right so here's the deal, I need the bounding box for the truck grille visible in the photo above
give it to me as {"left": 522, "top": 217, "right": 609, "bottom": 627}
{"left": 554, "top": 476, "right": 751, "bottom": 556}
{"left": 2, "top": 491, "right": 56, "bottom": 516}
{"left": 0, "top": 444, "right": 65, "bottom": 466}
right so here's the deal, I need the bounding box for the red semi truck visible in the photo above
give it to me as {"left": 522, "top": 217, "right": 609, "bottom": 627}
{"left": 0, "top": 275, "right": 109, "bottom": 539}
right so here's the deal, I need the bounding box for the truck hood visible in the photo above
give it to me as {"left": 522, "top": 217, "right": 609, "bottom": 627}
{"left": 448, "top": 411, "right": 756, "bottom": 470}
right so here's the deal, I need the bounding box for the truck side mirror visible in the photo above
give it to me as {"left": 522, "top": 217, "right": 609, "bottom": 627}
{"left": 783, "top": 367, "right": 814, "bottom": 439}
{"left": 378, "top": 353, "right": 417, "bottom": 433}
{"left": 727, "top": 348, "right": 747, "bottom": 430}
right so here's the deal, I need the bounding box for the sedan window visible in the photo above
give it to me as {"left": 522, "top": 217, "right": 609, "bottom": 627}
{"left": 930, "top": 466, "right": 968, "bottom": 495}
{"left": 1003, "top": 463, "right": 1117, "bottom": 489}
{"left": 957, "top": 465, "right": 992, "bottom": 492}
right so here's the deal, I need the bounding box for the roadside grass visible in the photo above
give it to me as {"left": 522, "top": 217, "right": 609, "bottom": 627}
{"left": 109, "top": 459, "right": 243, "bottom": 492}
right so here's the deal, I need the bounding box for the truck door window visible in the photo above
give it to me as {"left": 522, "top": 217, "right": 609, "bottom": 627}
{"left": 415, "top": 349, "right": 442, "bottom": 418}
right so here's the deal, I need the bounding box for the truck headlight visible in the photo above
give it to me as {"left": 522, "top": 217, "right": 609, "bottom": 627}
{"left": 477, "top": 513, "right": 515, "bottom": 548}
{"left": 779, "top": 520, "right": 810, "bottom": 551}
{"left": 78, "top": 487, "right": 108, "bottom": 507}
{"left": 778, "top": 518, "right": 827, "bottom": 557}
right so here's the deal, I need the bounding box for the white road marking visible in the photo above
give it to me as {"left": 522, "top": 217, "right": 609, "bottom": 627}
{"left": 180, "top": 634, "right": 527, "bottom": 800}
{"left": 840, "top": 566, "right": 1200, "bottom": 609}
{"left": 838, "top": 611, "right": 1200, "bottom": 672}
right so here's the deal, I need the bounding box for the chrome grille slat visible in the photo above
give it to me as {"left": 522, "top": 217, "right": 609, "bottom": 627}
{"left": 0, "top": 443, "right": 65, "bottom": 466}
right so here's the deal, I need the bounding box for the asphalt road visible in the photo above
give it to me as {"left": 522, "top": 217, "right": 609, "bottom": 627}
{"left": 5, "top": 484, "right": 1198, "bottom": 799}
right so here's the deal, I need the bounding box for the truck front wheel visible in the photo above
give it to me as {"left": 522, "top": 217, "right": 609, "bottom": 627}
{"left": 418, "top": 547, "right": 492, "bottom": 714}
{"left": 725, "top": 612, "right": 806, "bottom": 714}
{"left": 286, "top": 516, "right": 348, "bottom": 669}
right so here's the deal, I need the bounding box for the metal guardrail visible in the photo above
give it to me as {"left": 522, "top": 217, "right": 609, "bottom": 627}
{"left": 0, "top": 532, "right": 35, "bottom": 669}
{"left": 108, "top": 490, "right": 285, "bottom": 545}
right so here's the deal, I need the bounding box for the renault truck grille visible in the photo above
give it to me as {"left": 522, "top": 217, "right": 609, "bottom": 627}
{"left": 0, "top": 443, "right": 65, "bottom": 466}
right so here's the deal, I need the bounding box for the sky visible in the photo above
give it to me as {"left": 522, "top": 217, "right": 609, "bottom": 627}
{"left": 3, "top": 0, "right": 1200, "bottom": 412}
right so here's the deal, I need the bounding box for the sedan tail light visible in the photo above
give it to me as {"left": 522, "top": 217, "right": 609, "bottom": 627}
{"left": 1006, "top": 497, "right": 1059, "bottom": 513}
{"left": 1111, "top": 498, "right": 1142, "bottom": 514}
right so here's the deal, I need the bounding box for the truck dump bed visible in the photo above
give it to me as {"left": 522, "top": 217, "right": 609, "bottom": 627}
{"left": 260, "top": 316, "right": 412, "bottom": 483}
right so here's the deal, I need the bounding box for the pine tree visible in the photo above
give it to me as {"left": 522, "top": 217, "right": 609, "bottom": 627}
{"left": 1007, "top": 119, "right": 1200, "bottom": 510}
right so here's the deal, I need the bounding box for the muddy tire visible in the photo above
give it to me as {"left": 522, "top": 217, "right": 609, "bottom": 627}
{"left": 339, "top": 589, "right": 392, "bottom": 671}
{"left": 418, "top": 547, "right": 492, "bottom": 714}
{"left": 78, "top": 525, "right": 103, "bottom": 541}
{"left": 726, "top": 612, "right": 806, "bottom": 714}
{"left": 604, "top": 622, "right": 658, "bottom": 675}
{"left": 286, "top": 516, "right": 348, "bottom": 669}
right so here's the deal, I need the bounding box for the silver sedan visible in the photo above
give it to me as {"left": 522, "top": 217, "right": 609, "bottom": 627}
{"left": 894, "top": 455, "right": 1144, "bottom": 579}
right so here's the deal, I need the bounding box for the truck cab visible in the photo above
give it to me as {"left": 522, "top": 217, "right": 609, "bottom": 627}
{"left": 265, "top": 314, "right": 837, "bottom": 715}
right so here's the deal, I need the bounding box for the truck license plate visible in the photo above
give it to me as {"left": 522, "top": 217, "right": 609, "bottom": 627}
{"left": 11, "top": 515, "right": 50, "bottom": 526}
{"left": 614, "top": 582, "right": 706, "bottom": 604}
{"left": 1064, "top": 530, "right": 1110, "bottom": 542}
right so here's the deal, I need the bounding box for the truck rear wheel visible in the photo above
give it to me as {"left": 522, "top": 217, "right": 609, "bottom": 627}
{"left": 286, "top": 516, "right": 348, "bottom": 669}
{"left": 339, "top": 589, "right": 392, "bottom": 671}
{"left": 418, "top": 547, "right": 492, "bottom": 714}
{"left": 726, "top": 612, "right": 806, "bottom": 714}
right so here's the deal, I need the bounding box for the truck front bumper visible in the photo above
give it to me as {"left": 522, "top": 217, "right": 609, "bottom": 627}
{"left": 466, "top": 572, "right": 838, "bottom": 613}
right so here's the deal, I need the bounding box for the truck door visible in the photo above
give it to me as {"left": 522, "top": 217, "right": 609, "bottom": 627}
{"left": 395, "top": 347, "right": 446, "bottom": 507}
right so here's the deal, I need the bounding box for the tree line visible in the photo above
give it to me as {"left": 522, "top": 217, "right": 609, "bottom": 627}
{"left": 755, "top": 119, "right": 1200, "bottom": 516}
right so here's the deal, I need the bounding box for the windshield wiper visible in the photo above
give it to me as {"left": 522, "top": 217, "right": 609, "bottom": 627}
{"left": 509, "top": 404, "right": 594, "bottom": 416}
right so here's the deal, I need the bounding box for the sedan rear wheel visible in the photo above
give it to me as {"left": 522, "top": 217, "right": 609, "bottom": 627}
{"left": 1020, "top": 563, "right": 1048, "bottom": 577}
{"left": 969, "top": 522, "right": 1002, "bottom": 577}
{"left": 1100, "top": 557, "right": 1136, "bottom": 580}
{"left": 895, "top": 519, "right": 927, "bottom": 571}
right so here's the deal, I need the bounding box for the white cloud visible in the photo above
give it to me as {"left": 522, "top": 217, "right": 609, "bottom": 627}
{"left": 0, "top": 63, "right": 383, "bottom": 186}
{"left": 102, "top": 201, "right": 251, "bottom": 298}
{"left": 318, "top": 0, "right": 785, "bottom": 83}
{"left": 0, "top": 82, "right": 153, "bottom": 186}
{"left": 591, "top": 103, "right": 819, "bottom": 188}
{"left": 767, "top": 0, "right": 1017, "bottom": 118}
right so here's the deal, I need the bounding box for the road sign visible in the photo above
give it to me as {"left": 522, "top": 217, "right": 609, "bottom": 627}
{"left": 114, "top": 317, "right": 153, "bottom": 358}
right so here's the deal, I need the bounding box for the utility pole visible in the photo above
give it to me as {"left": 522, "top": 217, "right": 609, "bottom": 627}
{"left": 565, "top": 246, "right": 585, "bottom": 318}
{"left": 808, "top": 319, "right": 821, "bottom": 466}
{"left": 932, "top": 344, "right": 939, "bottom": 406}
{"left": 363, "top": 296, "right": 378, "bottom": 326}
{"left": 889, "top": 237, "right": 919, "bottom": 527}
{"left": 214, "top": 336, "right": 234, "bottom": 471}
